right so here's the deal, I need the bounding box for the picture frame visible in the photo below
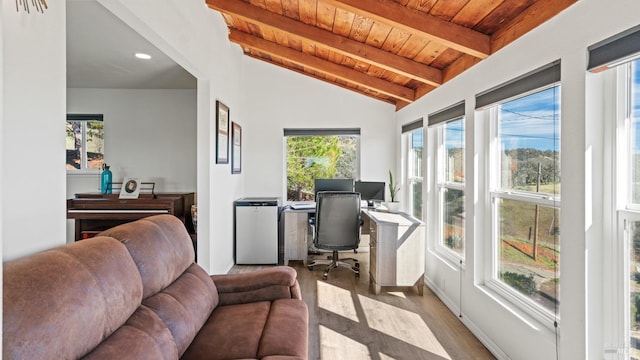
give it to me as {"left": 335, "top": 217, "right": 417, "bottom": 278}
{"left": 231, "top": 122, "right": 242, "bottom": 174}
{"left": 119, "top": 177, "right": 141, "bottom": 199}
{"left": 215, "top": 100, "right": 230, "bottom": 164}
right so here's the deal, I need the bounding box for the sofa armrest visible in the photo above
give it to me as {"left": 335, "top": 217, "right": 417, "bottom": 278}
{"left": 211, "top": 266, "right": 302, "bottom": 306}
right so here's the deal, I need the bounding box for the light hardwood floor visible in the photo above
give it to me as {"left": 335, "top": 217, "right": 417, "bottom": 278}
{"left": 230, "top": 251, "right": 495, "bottom": 360}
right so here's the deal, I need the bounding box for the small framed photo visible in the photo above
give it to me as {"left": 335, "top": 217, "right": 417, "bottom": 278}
{"left": 232, "top": 122, "right": 242, "bottom": 174}
{"left": 215, "top": 100, "right": 230, "bottom": 164}
{"left": 119, "top": 178, "right": 141, "bottom": 199}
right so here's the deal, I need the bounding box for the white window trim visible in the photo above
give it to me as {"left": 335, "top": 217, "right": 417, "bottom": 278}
{"left": 433, "top": 119, "right": 465, "bottom": 264}
{"left": 484, "top": 87, "right": 562, "bottom": 329}
{"left": 618, "top": 210, "right": 640, "bottom": 357}
{"left": 282, "top": 130, "right": 361, "bottom": 201}
{"left": 403, "top": 128, "right": 424, "bottom": 219}
{"left": 66, "top": 118, "right": 103, "bottom": 175}
{"left": 604, "top": 61, "right": 639, "bottom": 357}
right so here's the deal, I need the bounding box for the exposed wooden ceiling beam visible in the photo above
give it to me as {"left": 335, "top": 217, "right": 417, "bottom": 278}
{"left": 206, "top": 0, "right": 442, "bottom": 87}
{"left": 229, "top": 30, "right": 415, "bottom": 103}
{"left": 442, "top": 54, "right": 483, "bottom": 84}
{"left": 322, "top": 0, "right": 491, "bottom": 59}
{"left": 491, "top": 0, "right": 578, "bottom": 53}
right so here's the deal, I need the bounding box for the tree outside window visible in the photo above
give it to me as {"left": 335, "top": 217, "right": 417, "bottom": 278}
{"left": 66, "top": 114, "right": 104, "bottom": 171}
{"left": 286, "top": 133, "right": 359, "bottom": 201}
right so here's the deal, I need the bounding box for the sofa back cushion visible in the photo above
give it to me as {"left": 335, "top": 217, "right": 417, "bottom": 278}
{"left": 99, "top": 215, "right": 196, "bottom": 299}
{"left": 144, "top": 264, "right": 218, "bottom": 356}
{"left": 100, "top": 215, "right": 219, "bottom": 356}
{"left": 3, "top": 237, "right": 143, "bottom": 359}
{"left": 82, "top": 306, "right": 179, "bottom": 360}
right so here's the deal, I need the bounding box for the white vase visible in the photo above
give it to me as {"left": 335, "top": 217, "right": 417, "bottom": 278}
{"left": 385, "top": 201, "right": 401, "bottom": 213}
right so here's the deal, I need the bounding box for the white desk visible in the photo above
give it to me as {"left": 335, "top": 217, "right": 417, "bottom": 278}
{"left": 362, "top": 209, "right": 425, "bottom": 295}
{"left": 282, "top": 206, "right": 314, "bottom": 265}
{"left": 282, "top": 205, "right": 425, "bottom": 295}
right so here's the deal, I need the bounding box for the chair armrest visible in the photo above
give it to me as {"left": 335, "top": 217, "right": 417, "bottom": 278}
{"left": 211, "top": 266, "right": 302, "bottom": 306}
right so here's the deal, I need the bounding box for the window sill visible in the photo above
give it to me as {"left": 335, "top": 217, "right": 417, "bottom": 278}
{"left": 430, "top": 245, "right": 465, "bottom": 270}
{"left": 481, "top": 280, "right": 559, "bottom": 334}
{"left": 67, "top": 169, "right": 100, "bottom": 176}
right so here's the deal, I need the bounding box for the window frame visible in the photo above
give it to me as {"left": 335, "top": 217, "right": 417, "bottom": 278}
{"left": 283, "top": 128, "right": 361, "bottom": 202}
{"left": 483, "top": 84, "right": 562, "bottom": 327}
{"left": 609, "top": 60, "right": 640, "bottom": 357}
{"left": 66, "top": 114, "right": 104, "bottom": 174}
{"left": 434, "top": 117, "right": 465, "bottom": 261}
{"left": 403, "top": 126, "right": 424, "bottom": 220}
{"left": 619, "top": 210, "right": 640, "bottom": 357}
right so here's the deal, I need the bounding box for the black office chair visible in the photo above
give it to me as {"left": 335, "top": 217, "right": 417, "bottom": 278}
{"left": 307, "top": 191, "right": 361, "bottom": 280}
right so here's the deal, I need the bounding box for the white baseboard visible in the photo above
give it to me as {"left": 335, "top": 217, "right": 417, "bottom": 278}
{"left": 423, "top": 276, "right": 510, "bottom": 360}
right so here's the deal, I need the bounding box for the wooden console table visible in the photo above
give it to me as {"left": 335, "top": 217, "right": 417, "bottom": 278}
{"left": 67, "top": 192, "right": 195, "bottom": 241}
{"left": 362, "top": 209, "right": 425, "bottom": 295}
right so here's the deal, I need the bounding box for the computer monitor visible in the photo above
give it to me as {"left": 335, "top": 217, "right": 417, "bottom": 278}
{"left": 314, "top": 178, "right": 354, "bottom": 198}
{"left": 355, "top": 181, "right": 385, "bottom": 207}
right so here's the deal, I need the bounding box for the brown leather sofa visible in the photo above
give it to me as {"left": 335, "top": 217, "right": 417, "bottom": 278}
{"left": 3, "top": 215, "right": 308, "bottom": 360}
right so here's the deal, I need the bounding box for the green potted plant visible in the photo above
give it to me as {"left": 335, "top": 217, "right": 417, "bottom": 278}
{"left": 386, "top": 170, "right": 401, "bottom": 212}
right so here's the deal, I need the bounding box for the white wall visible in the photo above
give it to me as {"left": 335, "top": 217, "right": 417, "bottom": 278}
{"left": 66, "top": 88, "right": 197, "bottom": 195}
{"left": 65, "top": 88, "right": 197, "bottom": 242}
{"left": 242, "top": 58, "right": 397, "bottom": 199}
{"left": 396, "top": 0, "right": 640, "bottom": 359}
{"left": 101, "top": 0, "right": 398, "bottom": 274}
{"left": 2, "top": 2, "right": 67, "bottom": 261}
{"left": 98, "top": 0, "right": 245, "bottom": 274}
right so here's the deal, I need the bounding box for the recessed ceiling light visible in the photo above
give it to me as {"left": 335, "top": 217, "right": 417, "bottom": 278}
{"left": 134, "top": 53, "right": 152, "bottom": 60}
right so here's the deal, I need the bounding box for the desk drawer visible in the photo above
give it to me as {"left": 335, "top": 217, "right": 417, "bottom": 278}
{"left": 369, "top": 231, "right": 377, "bottom": 246}
{"left": 369, "top": 222, "right": 377, "bottom": 239}
{"left": 369, "top": 244, "right": 377, "bottom": 281}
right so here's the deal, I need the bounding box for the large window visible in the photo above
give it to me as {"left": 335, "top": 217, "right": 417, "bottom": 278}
{"left": 589, "top": 24, "right": 640, "bottom": 357}
{"left": 437, "top": 118, "right": 465, "bottom": 256}
{"left": 402, "top": 120, "right": 423, "bottom": 220}
{"left": 618, "top": 59, "right": 640, "bottom": 358}
{"left": 491, "top": 86, "right": 561, "bottom": 316}
{"left": 430, "top": 101, "right": 466, "bottom": 258}
{"left": 66, "top": 114, "right": 104, "bottom": 171}
{"left": 285, "top": 129, "right": 360, "bottom": 201}
{"left": 477, "top": 61, "right": 561, "bottom": 320}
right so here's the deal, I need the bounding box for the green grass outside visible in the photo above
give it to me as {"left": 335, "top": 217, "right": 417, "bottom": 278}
{"left": 498, "top": 194, "right": 560, "bottom": 271}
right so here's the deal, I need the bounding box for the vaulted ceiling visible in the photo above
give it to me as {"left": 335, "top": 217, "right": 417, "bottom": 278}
{"left": 206, "top": 0, "right": 577, "bottom": 110}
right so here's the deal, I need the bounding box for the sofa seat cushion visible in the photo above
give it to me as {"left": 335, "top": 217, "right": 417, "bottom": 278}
{"left": 181, "top": 299, "right": 308, "bottom": 360}
{"left": 256, "top": 299, "right": 308, "bottom": 359}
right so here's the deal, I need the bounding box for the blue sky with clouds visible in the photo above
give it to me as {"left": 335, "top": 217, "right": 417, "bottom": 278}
{"left": 439, "top": 60, "right": 640, "bottom": 152}
{"left": 499, "top": 86, "right": 560, "bottom": 151}
{"left": 442, "top": 87, "right": 560, "bottom": 151}
{"left": 444, "top": 119, "right": 464, "bottom": 149}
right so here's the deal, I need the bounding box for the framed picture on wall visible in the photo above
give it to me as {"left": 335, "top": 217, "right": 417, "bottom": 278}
{"left": 215, "top": 100, "right": 230, "bottom": 164}
{"left": 231, "top": 122, "right": 242, "bottom": 174}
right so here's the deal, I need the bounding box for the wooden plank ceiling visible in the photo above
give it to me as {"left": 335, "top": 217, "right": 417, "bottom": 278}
{"left": 206, "top": 0, "right": 577, "bottom": 111}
